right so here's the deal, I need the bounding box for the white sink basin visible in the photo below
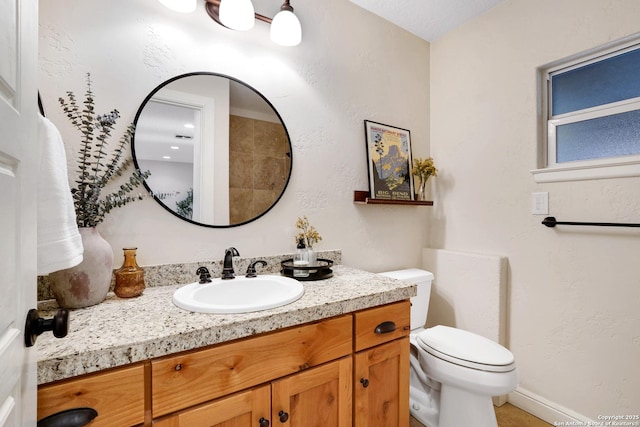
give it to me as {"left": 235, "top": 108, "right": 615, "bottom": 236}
{"left": 172, "top": 275, "right": 305, "bottom": 314}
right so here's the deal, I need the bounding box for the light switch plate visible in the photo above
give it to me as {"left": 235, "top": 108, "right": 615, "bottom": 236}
{"left": 531, "top": 192, "right": 549, "bottom": 215}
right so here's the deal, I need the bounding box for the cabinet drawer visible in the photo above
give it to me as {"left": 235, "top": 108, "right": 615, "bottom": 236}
{"left": 354, "top": 300, "right": 411, "bottom": 352}
{"left": 151, "top": 315, "right": 352, "bottom": 417}
{"left": 37, "top": 364, "right": 145, "bottom": 427}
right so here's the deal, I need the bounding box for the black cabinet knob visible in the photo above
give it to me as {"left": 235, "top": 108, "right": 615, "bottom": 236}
{"left": 360, "top": 378, "right": 369, "bottom": 388}
{"left": 259, "top": 417, "right": 270, "bottom": 427}
{"left": 278, "top": 410, "right": 289, "bottom": 422}
{"left": 25, "top": 308, "right": 69, "bottom": 347}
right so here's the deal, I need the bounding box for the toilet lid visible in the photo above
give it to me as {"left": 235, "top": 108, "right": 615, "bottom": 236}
{"left": 415, "top": 325, "right": 515, "bottom": 372}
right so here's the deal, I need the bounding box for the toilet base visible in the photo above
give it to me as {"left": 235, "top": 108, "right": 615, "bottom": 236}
{"left": 409, "top": 350, "right": 502, "bottom": 427}
{"left": 409, "top": 385, "right": 438, "bottom": 427}
{"left": 409, "top": 353, "right": 440, "bottom": 427}
{"left": 410, "top": 385, "right": 498, "bottom": 427}
{"left": 438, "top": 384, "right": 498, "bottom": 427}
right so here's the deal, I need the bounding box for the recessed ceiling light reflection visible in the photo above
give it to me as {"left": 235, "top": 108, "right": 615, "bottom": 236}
{"left": 184, "top": 123, "right": 195, "bottom": 129}
{"left": 170, "top": 146, "right": 180, "bottom": 150}
{"left": 162, "top": 156, "right": 171, "bottom": 159}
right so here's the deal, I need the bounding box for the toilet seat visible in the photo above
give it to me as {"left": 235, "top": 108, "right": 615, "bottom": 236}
{"left": 415, "top": 326, "right": 515, "bottom": 373}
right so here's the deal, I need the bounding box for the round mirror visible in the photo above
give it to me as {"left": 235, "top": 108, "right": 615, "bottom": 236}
{"left": 132, "top": 72, "right": 292, "bottom": 227}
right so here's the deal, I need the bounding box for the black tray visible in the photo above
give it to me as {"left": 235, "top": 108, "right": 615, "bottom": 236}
{"left": 280, "top": 258, "right": 334, "bottom": 281}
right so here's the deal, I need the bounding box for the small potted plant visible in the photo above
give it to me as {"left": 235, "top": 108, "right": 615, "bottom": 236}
{"left": 48, "top": 73, "right": 150, "bottom": 308}
{"left": 295, "top": 216, "right": 322, "bottom": 266}
{"left": 411, "top": 157, "right": 438, "bottom": 201}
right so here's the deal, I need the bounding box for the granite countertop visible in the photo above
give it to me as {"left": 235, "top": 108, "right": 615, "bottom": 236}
{"left": 37, "top": 265, "right": 416, "bottom": 385}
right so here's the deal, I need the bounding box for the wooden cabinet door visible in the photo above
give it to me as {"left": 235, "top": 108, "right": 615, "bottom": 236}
{"left": 353, "top": 338, "right": 410, "bottom": 427}
{"left": 271, "top": 357, "right": 352, "bottom": 427}
{"left": 154, "top": 385, "right": 271, "bottom": 427}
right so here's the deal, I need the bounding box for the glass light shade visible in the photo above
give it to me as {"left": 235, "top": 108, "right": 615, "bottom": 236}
{"left": 270, "top": 10, "right": 302, "bottom": 46}
{"left": 219, "top": 0, "right": 256, "bottom": 31}
{"left": 158, "top": 0, "right": 197, "bottom": 13}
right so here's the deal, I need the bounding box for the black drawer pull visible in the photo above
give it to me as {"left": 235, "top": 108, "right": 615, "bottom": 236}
{"left": 374, "top": 321, "right": 396, "bottom": 334}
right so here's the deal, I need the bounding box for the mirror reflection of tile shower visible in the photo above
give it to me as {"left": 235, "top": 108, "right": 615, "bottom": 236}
{"left": 229, "top": 115, "right": 290, "bottom": 224}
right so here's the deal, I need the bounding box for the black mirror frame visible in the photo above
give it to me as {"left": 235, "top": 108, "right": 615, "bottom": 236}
{"left": 132, "top": 71, "right": 293, "bottom": 228}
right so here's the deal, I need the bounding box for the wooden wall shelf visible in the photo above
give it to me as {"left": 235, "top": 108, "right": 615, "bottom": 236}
{"left": 353, "top": 191, "right": 433, "bottom": 206}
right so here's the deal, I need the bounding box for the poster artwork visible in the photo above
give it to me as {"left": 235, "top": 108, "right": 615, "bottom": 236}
{"left": 365, "top": 121, "right": 414, "bottom": 200}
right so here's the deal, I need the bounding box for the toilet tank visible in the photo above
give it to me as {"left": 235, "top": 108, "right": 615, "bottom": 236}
{"left": 378, "top": 269, "right": 434, "bottom": 330}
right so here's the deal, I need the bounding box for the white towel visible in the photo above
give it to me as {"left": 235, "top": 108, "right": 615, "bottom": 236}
{"left": 37, "top": 114, "right": 84, "bottom": 275}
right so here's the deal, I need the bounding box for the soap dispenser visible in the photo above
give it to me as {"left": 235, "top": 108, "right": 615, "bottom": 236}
{"left": 293, "top": 238, "right": 309, "bottom": 278}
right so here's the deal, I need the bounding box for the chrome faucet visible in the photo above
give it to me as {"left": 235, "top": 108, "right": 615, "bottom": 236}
{"left": 222, "top": 247, "right": 240, "bottom": 279}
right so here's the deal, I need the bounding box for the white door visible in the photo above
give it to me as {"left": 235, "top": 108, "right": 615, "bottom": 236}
{"left": 0, "top": 0, "right": 39, "bottom": 425}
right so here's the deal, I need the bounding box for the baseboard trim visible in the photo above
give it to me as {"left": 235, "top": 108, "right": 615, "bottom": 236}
{"left": 508, "top": 387, "right": 595, "bottom": 425}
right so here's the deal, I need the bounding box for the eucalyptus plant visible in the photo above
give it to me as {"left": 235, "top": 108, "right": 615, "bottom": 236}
{"left": 58, "top": 73, "right": 150, "bottom": 228}
{"left": 175, "top": 188, "right": 193, "bottom": 219}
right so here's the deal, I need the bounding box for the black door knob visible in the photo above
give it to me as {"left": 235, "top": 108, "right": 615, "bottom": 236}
{"left": 360, "top": 378, "right": 369, "bottom": 388}
{"left": 25, "top": 308, "right": 69, "bottom": 347}
{"left": 259, "top": 417, "right": 270, "bottom": 427}
{"left": 278, "top": 410, "right": 289, "bottom": 422}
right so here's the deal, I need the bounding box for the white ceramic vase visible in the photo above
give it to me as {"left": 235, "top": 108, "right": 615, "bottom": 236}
{"left": 49, "top": 227, "right": 114, "bottom": 308}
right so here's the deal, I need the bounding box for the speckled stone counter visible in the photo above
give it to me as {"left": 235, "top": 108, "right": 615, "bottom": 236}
{"left": 37, "top": 265, "right": 415, "bottom": 385}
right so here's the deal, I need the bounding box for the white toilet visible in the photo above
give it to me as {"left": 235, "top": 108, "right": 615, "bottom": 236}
{"left": 379, "top": 269, "right": 518, "bottom": 427}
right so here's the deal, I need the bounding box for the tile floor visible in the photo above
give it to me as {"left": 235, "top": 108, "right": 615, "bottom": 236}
{"left": 409, "top": 403, "right": 552, "bottom": 427}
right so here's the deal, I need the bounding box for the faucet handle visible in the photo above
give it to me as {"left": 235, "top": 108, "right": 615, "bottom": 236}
{"left": 196, "top": 266, "right": 212, "bottom": 284}
{"left": 246, "top": 260, "right": 267, "bottom": 278}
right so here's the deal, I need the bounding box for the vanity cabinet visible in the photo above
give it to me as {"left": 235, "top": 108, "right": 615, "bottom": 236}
{"left": 154, "top": 357, "right": 352, "bottom": 427}
{"left": 353, "top": 300, "right": 411, "bottom": 427}
{"left": 150, "top": 315, "right": 352, "bottom": 418}
{"left": 37, "top": 300, "right": 410, "bottom": 427}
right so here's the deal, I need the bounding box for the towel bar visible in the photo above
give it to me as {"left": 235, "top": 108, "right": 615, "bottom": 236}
{"left": 542, "top": 216, "right": 640, "bottom": 228}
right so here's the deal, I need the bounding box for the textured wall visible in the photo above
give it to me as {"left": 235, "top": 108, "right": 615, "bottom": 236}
{"left": 429, "top": 0, "right": 640, "bottom": 420}
{"left": 39, "top": 0, "right": 430, "bottom": 269}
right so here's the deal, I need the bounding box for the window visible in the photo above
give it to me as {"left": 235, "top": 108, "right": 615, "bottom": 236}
{"left": 533, "top": 35, "right": 640, "bottom": 182}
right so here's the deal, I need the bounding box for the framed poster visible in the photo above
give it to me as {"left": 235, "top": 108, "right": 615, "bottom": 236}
{"left": 364, "top": 120, "right": 414, "bottom": 200}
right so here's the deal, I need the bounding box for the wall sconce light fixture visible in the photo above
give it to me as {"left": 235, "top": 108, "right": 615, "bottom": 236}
{"left": 205, "top": 0, "right": 302, "bottom": 46}
{"left": 219, "top": 0, "right": 256, "bottom": 31}
{"left": 159, "top": 0, "right": 197, "bottom": 14}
